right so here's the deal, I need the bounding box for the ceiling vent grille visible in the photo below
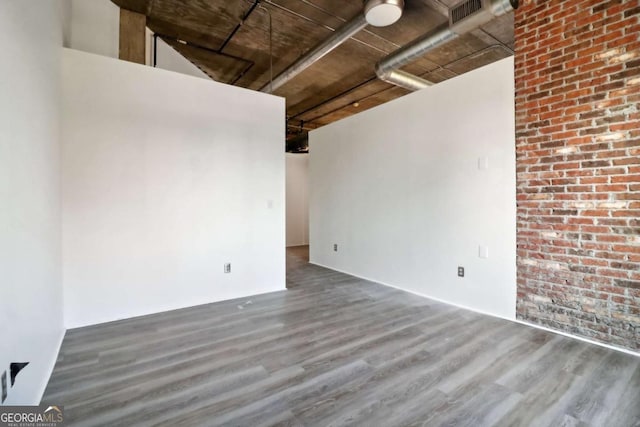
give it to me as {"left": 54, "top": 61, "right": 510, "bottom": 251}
{"left": 449, "top": 0, "right": 498, "bottom": 34}
{"left": 451, "top": 0, "right": 483, "bottom": 25}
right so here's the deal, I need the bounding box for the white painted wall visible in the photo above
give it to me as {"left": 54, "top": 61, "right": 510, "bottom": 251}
{"left": 62, "top": 49, "right": 285, "bottom": 328}
{"left": 155, "top": 38, "right": 210, "bottom": 79}
{"left": 286, "top": 154, "right": 310, "bottom": 247}
{"left": 0, "top": 1, "right": 65, "bottom": 404}
{"left": 66, "top": 0, "right": 119, "bottom": 58}
{"left": 310, "top": 57, "right": 517, "bottom": 319}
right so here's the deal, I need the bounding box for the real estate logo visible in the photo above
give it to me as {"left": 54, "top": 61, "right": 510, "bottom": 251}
{"left": 0, "top": 405, "right": 64, "bottom": 427}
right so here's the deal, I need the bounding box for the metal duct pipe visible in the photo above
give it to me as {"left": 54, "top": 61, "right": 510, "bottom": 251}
{"left": 260, "top": 14, "right": 367, "bottom": 93}
{"left": 377, "top": 23, "right": 457, "bottom": 80}
{"left": 381, "top": 69, "right": 432, "bottom": 91}
{"left": 375, "top": 0, "right": 518, "bottom": 91}
{"left": 260, "top": 0, "right": 405, "bottom": 93}
{"left": 491, "top": 0, "right": 519, "bottom": 16}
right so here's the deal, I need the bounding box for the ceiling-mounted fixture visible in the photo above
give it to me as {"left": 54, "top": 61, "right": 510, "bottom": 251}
{"left": 364, "top": 0, "right": 405, "bottom": 27}
{"left": 286, "top": 133, "right": 309, "bottom": 153}
{"left": 260, "top": 0, "right": 405, "bottom": 94}
{"left": 375, "top": 0, "right": 518, "bottom": 91}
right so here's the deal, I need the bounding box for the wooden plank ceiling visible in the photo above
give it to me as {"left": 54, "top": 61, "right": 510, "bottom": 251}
{"left": 111, "top": 0, "right": 514, "bottom": 146}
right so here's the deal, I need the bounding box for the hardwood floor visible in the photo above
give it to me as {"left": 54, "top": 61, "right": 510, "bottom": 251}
{"left": 44, "top": 246, "right": 640, "bottom": 426}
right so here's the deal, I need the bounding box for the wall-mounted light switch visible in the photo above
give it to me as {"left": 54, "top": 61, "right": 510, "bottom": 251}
{"left": 224, "top": 263, "right": 231, "bottom": 273}
{"left": 458, "top": 266, "right": 465, "bottom": 277}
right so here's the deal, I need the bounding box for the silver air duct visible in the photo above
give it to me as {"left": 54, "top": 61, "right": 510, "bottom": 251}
{"left": 380, "top": 69, "right": 432, "bottom": 91}
{"left": 376, "top": 0, "right": 518, "bottom": 91}
{"left": 375, "top": 22, "right": 457, "bottom": 90}
{"left": 260, "top": 0, "right": 405, "bottom": 93}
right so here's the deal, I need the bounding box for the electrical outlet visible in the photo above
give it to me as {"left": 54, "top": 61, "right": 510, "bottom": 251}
{"left": 1, "top": 370, "right": 7, "bottom": 403}
{"left": 479, "top": 245, "right": 489, "bottom": 259}
{"left": 333, "top": 244, "right": 338, "bottom": 252}
{"left": 458, "top": 266, "right": 464, "bottom": 277}
{"left": 224, "top": 263, "right": 231, "bottom": 273}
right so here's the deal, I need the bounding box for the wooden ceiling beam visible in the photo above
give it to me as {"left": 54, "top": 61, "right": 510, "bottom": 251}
{"left": 119, "top": 8, "right": 146, "bottom": 64}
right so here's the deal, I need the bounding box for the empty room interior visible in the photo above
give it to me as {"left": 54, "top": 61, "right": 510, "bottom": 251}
{"left": 1, "top": 0, "right": 640, "bottom": 425}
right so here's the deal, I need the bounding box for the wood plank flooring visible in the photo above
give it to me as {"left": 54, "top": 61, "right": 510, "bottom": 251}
{"left": 43, "top": 246, "right": 640, "bottom": 426}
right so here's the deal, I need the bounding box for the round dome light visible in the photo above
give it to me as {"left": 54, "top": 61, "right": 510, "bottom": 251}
{"left": 364, "top": 0, "right": 404, "bottom": 27}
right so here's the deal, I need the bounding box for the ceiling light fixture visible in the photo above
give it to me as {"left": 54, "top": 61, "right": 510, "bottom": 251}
{"left": 364, "top": 0, "right": 405, "bottom": 27}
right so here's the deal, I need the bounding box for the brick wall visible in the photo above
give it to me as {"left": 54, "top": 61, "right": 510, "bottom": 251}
{"left": 514, "top": 0, "right": 640, "bottom": 351}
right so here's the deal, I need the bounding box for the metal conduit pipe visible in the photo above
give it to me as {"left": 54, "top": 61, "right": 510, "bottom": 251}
{"left": 375, "top": 0, "right": 518, "bottom": 91}
{"left": 260, "top": 0, "right": 405, "bottom": 93}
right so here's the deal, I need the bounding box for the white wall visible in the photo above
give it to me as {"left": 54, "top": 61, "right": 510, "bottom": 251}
{"left": 66, "top": 0, "right": 119, "bottom": 58}
{"left": 155, "top": 38, "right": 210, "bottom": 79}
{"left": 0, "top": 1, "right": 65, "bottom": 404}
{"left": 286, "top": 153, "right": 310, "bottom": 247}
{"left": 310, "top": 57, "right": 516, "bottom": 319}
{"left": 62, "top": 49, "right": 285, "bottom": 328}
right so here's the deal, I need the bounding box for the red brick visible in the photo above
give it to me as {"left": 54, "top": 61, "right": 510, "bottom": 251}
{"left": 595, "top": 184, "right": 627, "bottom": 192}
{"left": 515, "top": 0, "right": 639, "bottom": 352}
{"left": 611, "top": 174, "right": 640, "bottom": 183}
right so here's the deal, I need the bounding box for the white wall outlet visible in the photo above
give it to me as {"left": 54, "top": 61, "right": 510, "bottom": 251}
{"left": 479, "top": 245, "right": 489, "bottom": 259}
{"left": 333, "top": 244, "right": 338, "bottom": 252}
{"left": 458, "top": 266, "right": 464, "bottom": 277}
{"left": 478, "top": 156, "right": 489, "bottom": 170}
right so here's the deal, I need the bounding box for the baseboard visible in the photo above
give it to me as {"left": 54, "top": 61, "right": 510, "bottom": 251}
{"left": 65, "top": 286, "right": 287, "bottom": 330}
{"left": 309, "top": 261, "right": 640, "bottom": 358}
{"left": 38, "top": 328, "right": 66, "bottom": 403}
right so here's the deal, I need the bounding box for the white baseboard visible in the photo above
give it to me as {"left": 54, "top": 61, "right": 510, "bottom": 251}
{"left": 309, "top": 261, "right": 640, "bottom": 358}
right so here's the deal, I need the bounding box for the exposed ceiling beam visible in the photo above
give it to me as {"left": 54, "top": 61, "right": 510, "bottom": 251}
{"left": 110, "top": 0, "right": 514, "bottom": 140}
{"left": 119, "top": 8, "right": 146, "bottom": 64}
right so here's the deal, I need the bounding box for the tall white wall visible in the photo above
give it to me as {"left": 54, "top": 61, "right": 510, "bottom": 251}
{"left": 0, "top": 1, "right": 65, "bottom": 404}
{"left": 310, "top": 57, "right": 517, "bottom": 319}
{"left": 62, "top": 49, "right": 285, "bottom": 328}
{"left": 286, "top": 153, "right": 310, "bottom": 247}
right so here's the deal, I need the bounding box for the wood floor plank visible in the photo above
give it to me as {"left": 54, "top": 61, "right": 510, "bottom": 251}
{"left": 42, "top": 246, "right": 640, "bottom": 426}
